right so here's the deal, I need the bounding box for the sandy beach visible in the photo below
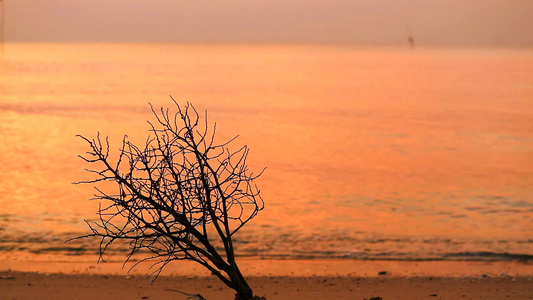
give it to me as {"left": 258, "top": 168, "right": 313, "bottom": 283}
{"left": 1, "top": 270, "right": 532, "bottom": 300}
{"left": 2, "top": 258, "right": 533, "bottom": 299}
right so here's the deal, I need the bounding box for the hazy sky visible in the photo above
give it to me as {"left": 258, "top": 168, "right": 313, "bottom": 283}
{"left": 3, "top": 0, "right": 533, "bottom": 46}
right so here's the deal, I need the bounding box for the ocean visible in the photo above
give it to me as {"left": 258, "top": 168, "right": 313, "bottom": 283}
{"left": 0, "top": 43, "right": 532, "bottom": 267}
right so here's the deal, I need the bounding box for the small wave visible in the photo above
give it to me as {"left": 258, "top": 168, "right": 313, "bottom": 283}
{"left": 1, "top": 228, "right": 532, "bottom": 263}
{"left": 443, "top": 252, "right": 533, "bottom": 262}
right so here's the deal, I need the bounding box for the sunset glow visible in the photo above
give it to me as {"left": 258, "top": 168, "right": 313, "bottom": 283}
{"left": 3, "top": 1, "right": 533, "bottom": 46}
{"left": 1, "top": 2, "right": 532, "bottom": 299}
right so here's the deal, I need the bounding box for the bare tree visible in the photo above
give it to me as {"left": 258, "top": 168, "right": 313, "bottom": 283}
{"left": 70, "top": 98, "right": 265, "bottom": 300}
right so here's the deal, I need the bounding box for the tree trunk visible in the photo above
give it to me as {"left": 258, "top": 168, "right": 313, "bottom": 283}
{"left": 228, "top": 264, "right": 255, "bottom": 300}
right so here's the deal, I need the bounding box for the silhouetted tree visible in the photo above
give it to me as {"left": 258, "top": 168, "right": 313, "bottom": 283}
{"left": 71, "top": 98, "right": 265, "bottom": 300}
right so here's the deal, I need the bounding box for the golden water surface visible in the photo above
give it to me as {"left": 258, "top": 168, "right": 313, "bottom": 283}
{"left": 0, "top": 43, "right": 532, "bottom": 261}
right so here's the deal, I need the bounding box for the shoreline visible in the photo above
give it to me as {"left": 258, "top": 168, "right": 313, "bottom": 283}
{"left": 2, "top": 256, "right": 532, "bottom": 277}
{"left": 2, "top": 270, "right": 532, "bottom": 300}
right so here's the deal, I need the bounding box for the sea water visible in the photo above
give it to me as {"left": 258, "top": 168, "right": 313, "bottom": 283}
{"left": 0, "top": 43, "right": 531, "bottom": 263}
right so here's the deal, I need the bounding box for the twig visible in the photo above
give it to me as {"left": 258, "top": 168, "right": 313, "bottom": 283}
{"left": 165, "top": 288, "right": 207, "bottom": 300}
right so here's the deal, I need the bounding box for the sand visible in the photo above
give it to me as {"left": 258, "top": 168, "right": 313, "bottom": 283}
{"left": 2, "top": 258, "right": 532, "bottom": 299}
{"left": 1, "top": 270, "right": 532, "bottom": 300}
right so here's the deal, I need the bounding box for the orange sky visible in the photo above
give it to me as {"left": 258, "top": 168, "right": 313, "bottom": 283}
{"left": 3, "top": 0, "right": 533, "bottom": 46}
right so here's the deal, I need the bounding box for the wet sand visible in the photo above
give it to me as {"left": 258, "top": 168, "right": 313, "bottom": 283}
{"left": 2, "top": 255, "right": 533, "bottom": 277}
{"left": 1, "top": 270, "right": 532, "bottom": 300}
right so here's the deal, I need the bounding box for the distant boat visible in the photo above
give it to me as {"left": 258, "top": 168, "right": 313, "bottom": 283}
{"left": 408, "top": 35, "right": 415, "bottom": 48}
{"left": 407, "top": 24, "right": 415, "bottom": 48}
